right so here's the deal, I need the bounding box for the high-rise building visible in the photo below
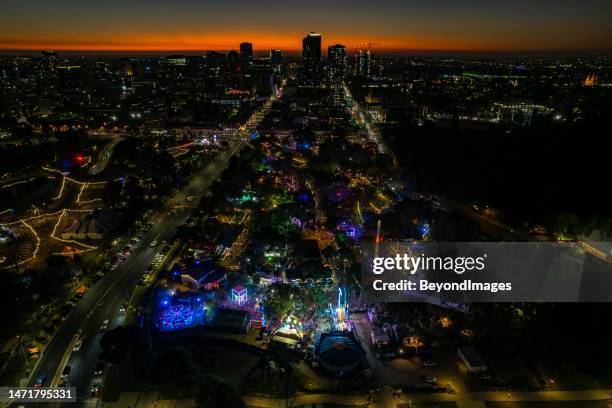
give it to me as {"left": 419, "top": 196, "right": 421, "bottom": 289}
{"left": 355, "top": 49, "right": 371, "bottom": 77}
{"left": 227, "top": 50, "right": 240, "bottom": 62}
{"left": 302, "top": 32, "right": 322, "bottom": 86}
{"left": 270, "top": 49, "right": 282, "bottom": 65}
{"left": 327, "top": 44, "right": 347, "bottom": 84}
{"left": 40, "top": 50, "right": 58, "bottom": 80}
{"left": 240, "top": 42, "right": 253, "bottom": 63}
{"left": 205, "top": 51, "right": 227, "bottom": 79}
{"left": 270, "top": 49, "right": 282, "bottom": 74}
{"left": 327, "top": 44, "right": 347, "bottom": 105}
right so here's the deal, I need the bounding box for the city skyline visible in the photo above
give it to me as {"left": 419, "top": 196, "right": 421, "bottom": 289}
{"left": 2, "top": 3, "right": 612, "bottom": 402}
{"left": 2, "top": 0, "right": 612, "bottom": 54}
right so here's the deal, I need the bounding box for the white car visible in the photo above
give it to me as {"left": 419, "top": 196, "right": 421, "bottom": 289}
{"left": 73, "top": 338, "right": 83, "bottom": 352}
{"left": 150, "top": 240, "right": 158, "bottom": 247}
{"left": 100, "top": 319, "right": 109, "bottom": 331}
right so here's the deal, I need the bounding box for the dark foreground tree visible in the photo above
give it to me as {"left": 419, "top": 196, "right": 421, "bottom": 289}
{"left": 195, "top": 375, "right": 245, "bottom": 408}
{"left": 100, "top": 325, "right": 144, "bottom": 364}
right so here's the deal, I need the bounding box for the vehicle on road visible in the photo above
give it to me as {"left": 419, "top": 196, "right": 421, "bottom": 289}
{"left": 150, "top": 240, "right": 158, "bottom": 247}
{"left": 34, "top": 374, "right": 47, "bottom": 388}
{"left": 100, "top": 319, "right": 110, "bottom": 331}
{"left": 91, "top": 382, "right": 101, "bottom": 397}
{"left": 119, "top": 303, "right": 127, "bottom": 313}
{"left": 422, "top": 375, "right": 437, "bottom": 384}
{"left": 61, "top": 365, "right": 71, "bottom": 379}
{"left": 73, "top": 337, "right": 83, "bottom": 351}
{"left": 94, "top": 362, "right": 105, "bottom": 376}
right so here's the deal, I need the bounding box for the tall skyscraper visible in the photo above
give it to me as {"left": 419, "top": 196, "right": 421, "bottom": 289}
{"left": 327, "top": 44, "right": 347, "bottom": 106}
{"left": 355, "top": 49, "right": 371, "bottom": 77}
{"left": 270, "top": 49, "right": 282, "bottom": 74}
{"left": 302, "top": 32, "right": 322, "bottom": 86}
{"left": 270, "top": 49, "right": 282, "bottom": 65}
{"left": 239, "top": 42, "right": 253, "bottom": 63}
{"left": 327, "top": 44, "right": 347, "bottom": 84}
{"left": 40, "top": 49, "right": 58, "bottom": 80}
{"left": 227, "top": 50, "right": 240, "bottom": 62}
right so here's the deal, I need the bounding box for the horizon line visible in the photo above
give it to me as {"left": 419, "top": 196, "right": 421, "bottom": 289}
{"left": 2, "top": 48, "right": 611, "bottom": 58}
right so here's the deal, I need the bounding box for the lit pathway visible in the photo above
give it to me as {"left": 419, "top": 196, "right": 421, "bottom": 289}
{"left": 97, "top": 388, "right": 612, "bottom": 407}
{"left": 237, "top": 387, "right": 612, "bottom": 408}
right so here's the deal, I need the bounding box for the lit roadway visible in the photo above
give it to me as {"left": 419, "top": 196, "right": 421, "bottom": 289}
{"left": 26, "top": 141, "right": 245, "bottom": 404}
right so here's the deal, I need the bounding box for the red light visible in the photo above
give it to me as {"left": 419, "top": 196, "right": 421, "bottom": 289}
{"left": 75, "top": 154, "right": 85, "bottom": 163}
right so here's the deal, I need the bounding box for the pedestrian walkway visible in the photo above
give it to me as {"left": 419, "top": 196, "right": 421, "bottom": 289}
{"left": 457, "top": 402, "right": 486, "bottom": 408}
{"left": 105, "top": 385, "right": 612, "bottom": 407}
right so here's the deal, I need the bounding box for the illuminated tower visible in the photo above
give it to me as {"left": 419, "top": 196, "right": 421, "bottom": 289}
{"left": 41, "top": 49, "right": 58, "bottom": 80}
{"left": 355, "top": 49, "right": 371, "bottom": 77}
{"left": 327, "top": 44, "right": 347, "bottom": 105}
{"left": 270, "top": 49, "right": 282, "bottom": 74}
{"left": 327, "top": 44, "right": 347, "bottom": 84}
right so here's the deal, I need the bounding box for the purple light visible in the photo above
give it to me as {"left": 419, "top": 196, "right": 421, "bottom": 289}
{"left": 291, "top": 217, "right": 304, "bottom": 228}
{"left": 157, "top": 304, "right": 195, "bottom": 331}
{"left": 337, "top": 221, "right": 362, "bottom": 240}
